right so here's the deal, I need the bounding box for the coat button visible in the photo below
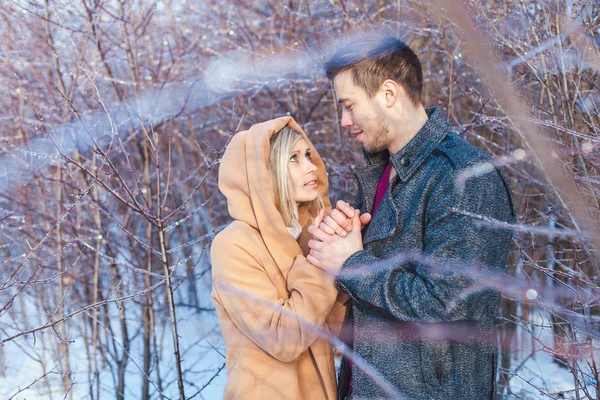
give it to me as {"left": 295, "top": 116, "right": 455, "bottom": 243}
{"left": 400, "top": 156, "right": 410, "bottom": 167}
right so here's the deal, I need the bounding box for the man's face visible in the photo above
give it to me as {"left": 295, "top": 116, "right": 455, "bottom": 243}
{"left": 333, "top": 71, "right": 390, "bottom": 153}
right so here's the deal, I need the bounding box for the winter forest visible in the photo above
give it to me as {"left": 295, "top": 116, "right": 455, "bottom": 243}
{"left": 0, "top": 0, "right": 599, "bottom": 399}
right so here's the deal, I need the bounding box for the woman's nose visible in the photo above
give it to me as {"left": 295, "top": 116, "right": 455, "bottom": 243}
{"left": 306, "top": 160, "right": 317, "bottom": 174}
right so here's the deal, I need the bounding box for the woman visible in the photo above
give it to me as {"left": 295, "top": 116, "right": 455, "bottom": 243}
{"left": 211, "top": 116, "right": 347, "bottom": 400}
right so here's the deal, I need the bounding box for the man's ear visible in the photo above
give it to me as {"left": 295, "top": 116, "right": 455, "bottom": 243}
{"left": 381, "top": 79, "right": 403, "bottom": 108}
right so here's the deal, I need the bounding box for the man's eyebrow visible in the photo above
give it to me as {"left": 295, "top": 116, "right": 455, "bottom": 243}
{"left": 337, "top": 97, "right": 350, "bottom": 104}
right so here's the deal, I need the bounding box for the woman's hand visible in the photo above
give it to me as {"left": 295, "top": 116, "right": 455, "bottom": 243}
{"left": 317, "top": 200, "right": 371, "bottom": 237}
{"left": 314, "top": 208, "right": 326, "bottom": 227}
{"left": 307, "top": 209, "right": 364, "bottom": 276}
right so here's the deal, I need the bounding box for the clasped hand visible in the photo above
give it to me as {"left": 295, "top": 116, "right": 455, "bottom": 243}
{"left": 307, "top": 201, "right": 371, "bottom": 276}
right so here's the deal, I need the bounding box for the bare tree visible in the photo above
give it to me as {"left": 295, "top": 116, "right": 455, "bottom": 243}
{"left": 1, "top": 0, "right": 599, "bottom": 399}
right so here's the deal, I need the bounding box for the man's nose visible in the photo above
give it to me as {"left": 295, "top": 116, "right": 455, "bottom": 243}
{"left": 341, "top": 110, "right": 353, "bottom": 127}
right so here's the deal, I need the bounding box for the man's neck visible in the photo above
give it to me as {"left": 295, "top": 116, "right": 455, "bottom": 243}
{"left": 387, "top": 105, "right": 429, "bottom": 155}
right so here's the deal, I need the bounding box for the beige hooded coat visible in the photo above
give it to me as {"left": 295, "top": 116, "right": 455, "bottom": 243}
{"left": 211, "top": 116, "right": 347, "bottom": 400}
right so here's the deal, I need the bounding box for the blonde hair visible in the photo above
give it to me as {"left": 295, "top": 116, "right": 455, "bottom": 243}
{"left": 268, "top": 127, "right": 324, "bottom": 230}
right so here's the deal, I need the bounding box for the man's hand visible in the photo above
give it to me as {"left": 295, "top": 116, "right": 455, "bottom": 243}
{"left": 307, "top": 209, "right": 364, "bottom": 276}
{"left": 317, "top": 200, "right": 371, "bottom": 237}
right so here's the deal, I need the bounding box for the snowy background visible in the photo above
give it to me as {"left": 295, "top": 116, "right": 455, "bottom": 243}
{"left": 1, "top": 0, "right": 599, "bottom": 398}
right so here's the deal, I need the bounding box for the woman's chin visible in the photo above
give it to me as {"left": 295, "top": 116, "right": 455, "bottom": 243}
{"left": 295, "top": 192, "right": 320, "bottom": 204}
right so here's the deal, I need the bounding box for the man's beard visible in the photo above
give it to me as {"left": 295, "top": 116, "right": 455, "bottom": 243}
{"left": 364, "top": 116, "right": 389, "bottom": 153}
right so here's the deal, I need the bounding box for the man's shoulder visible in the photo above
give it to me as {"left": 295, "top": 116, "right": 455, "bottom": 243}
{"left": 433, "top": 133, "right": 491, "bottom": 172}
{"left": 430, "top": 133, "right": 515, "bottom": 215}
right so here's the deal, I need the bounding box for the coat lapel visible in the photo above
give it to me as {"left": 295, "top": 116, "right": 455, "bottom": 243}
{"left": 362, "top": 191, "right": 400, "bottom": 246}
{"left": 353, "top": 151, "right": 400, "bottom": 247}
{"left": 353, "top": 107, "right": 449, "bottom": 247}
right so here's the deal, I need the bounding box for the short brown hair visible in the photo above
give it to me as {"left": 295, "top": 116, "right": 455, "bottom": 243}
{"left": 325, "top": 35, "right": 423, "bottom": 106}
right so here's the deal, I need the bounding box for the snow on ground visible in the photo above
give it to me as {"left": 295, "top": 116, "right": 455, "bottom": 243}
{"left": 3, "top": 288, "right": 594, "bottom": 399}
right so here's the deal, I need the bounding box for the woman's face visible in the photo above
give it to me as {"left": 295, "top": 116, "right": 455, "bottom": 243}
{"left": 288, "top": 138, "right": 319, "bottom": 204}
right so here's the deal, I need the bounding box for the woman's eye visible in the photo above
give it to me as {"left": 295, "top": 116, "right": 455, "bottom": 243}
{"left": 290, "top": 155, "right": 297, "bottom": 162}
{"left": 305, "top": 152, "right": 312, "bottom": 160}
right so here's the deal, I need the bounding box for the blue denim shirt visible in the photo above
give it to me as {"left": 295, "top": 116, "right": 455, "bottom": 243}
{"left": 336, "top": 107, "right": 516, "bottom": 400}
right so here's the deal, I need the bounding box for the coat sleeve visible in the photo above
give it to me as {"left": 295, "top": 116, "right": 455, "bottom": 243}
{"left": 325, "top": 293, "right": 349, "bottom": 338}
{"left": 336, "top": 169, "right": 515, "bottom": 323}
{"left": 211, "top": 232, "right": 339, "bottom": 362}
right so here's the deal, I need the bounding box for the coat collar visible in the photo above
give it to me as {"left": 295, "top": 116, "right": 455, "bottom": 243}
{"left": 362, "top": 106, "right": 450, "bottom": 183}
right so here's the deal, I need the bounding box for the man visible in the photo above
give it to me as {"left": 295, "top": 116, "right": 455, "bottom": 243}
{"left": 307, "top": 35, "right": 516, "bottom": 399}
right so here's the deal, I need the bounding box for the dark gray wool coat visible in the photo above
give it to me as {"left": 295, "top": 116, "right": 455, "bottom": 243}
{"left": 336, "top": 107, "right": 516, "bottom": 400}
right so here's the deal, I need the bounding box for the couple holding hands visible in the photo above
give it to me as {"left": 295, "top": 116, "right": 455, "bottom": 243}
{"left": 210, "top": 35, "right": 515, "bottom": 400}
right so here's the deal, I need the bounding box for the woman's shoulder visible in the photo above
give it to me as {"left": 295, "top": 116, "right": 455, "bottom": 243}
{"left": 211, "top": 221, "right": 262, "bottom": 255}
{"left": 211, "top": 221, "right": 266, "bottom": 278}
